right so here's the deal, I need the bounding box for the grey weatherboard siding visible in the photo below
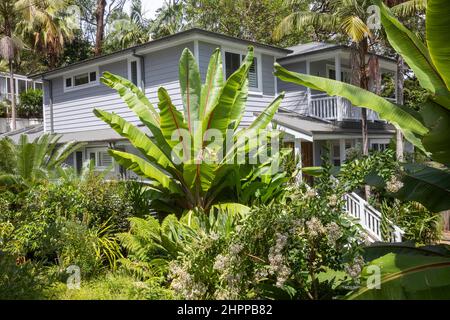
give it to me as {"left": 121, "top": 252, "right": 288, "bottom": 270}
{"left": 43, "top": 40, "right": 280, "bottom": 134}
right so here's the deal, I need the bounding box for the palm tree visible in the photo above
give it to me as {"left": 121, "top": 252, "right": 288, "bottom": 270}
{"left": 274, "top": 0, "right": 375, "bottom": 158}
{"left": 151, "top": 0, "right": 185, "bottom": 38}
{"left": 105, "top": 0, "right": 151, "bottom": 50}
{"left": 0, "top": 0, "right": 22, "bottom": 131}
{"left": 15, "top": 0, "right": 75, "bottom": 69}
{"left": 0, "top": 134, "right": 85, "bottom": 191}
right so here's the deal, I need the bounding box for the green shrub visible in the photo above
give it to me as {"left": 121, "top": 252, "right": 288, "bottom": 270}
{"left": 0, "top": 252, "right": 51, "bottom": 300}
{"left": 169, "top": 167, "right": 364, "bottom": 300}
{"left": 18, "top": 89, "right": 43, "bottom": 118}
{"left": 47, "top": 273, "right": 174, "bottom": 300}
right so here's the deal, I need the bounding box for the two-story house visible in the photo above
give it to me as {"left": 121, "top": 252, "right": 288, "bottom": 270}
{"left": 4, "top": 29, "right": 401, "bottom": 177}
{"left": 274, "top": 42, "right": 403, "bottom": 168}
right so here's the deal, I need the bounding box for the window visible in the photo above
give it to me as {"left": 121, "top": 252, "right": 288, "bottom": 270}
{"left": 327, "top": 65, "right": 351, "bottom": 83}
{"left": 224, "top": 51, "right": 260, "bottom": 90}
{"left": 128, "top": 59, "right": 141, "bottom": 88}
{"left": 64, "top": 69, "right": 98, "bottom": 91}
{"left": 74, "top": 73, "right": 89, "bottom": 86}
{"left": 34, "top": 82, "right": 43, "bottom": 91}
{"left": 371, "top": 143, "right": 389, "bottom": 152}
{"left": 87, "top": 148, "right": 113, "bottom": 169}
{"left": 130, "top": 61, "right": 138, "bottom": 85}
{"left": 332, "top": 143, "right": 341, "bottom": 166}
{"left": 89, "top": 72, "right": 97, "bottom": 82}
{"left": 18, "top": 79, "right": 27, "bottom": 95}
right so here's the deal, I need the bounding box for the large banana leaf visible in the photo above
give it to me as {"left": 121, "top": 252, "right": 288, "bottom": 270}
{"left": 425, "top": 0, "right": 450, "bottom": 91}
{"left": 100, "top": 72, "right": 172, "bottom": 158}
{"left": 200, "top": 49, "right": 224, "bottom": 121}
{"left": 348, "top": 251, "right": 450, "bottom": 299}
{"left": 376, "top": 0, "right": 450, "bottom": 107}
{"left": 108, "top": 149, "right": 181, "bottom": 194}
{"left": 206, "top": 47, "right": 254, "bottom": 134}
{"left": 157, "top": 87, "right": 189, "bottom": 151}
{"left": 179, "top": 49, "right": 202, "bottom": 134}
{"left": 248, "top": 93, "right": 285, "bottom": 131}
{"left": 417, "top": 99, "right": 450, "bottom": 164}
{"left": 274, "top": 64, "right": 428, "bottom": 148}
{"left": 93, "top": 108, "right": 179, "bottom": 173}
{"left": 392, "top": 163, "right": 450, "bottom": 212}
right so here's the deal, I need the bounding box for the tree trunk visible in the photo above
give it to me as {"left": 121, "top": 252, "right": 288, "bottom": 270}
{"left": 94, "top": 0, "right": 106, "bottom": 56}
{"left": 358, "top": 39, "right": 369, "bottom": 157}
{"left": 9, "top": 60, "right": 16, "bottom": 131}
{"left": 395, "top": 55, "right": 405, "bottom": 161}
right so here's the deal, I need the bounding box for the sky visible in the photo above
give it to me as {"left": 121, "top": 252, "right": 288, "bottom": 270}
{"left": 124, "top": 0, "right": 167, "bottom": 20}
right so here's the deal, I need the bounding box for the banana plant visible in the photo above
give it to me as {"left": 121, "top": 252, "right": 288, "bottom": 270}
{"left": 274, "top": 0, "right": 450, "bottom": 212}
{"left": 94, "top": 47, "right": 285, "bottom": 213}
{"left": 347, "top": 244, "right": 450, "bottom": 299}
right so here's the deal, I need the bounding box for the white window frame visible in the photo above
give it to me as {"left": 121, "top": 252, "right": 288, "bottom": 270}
{"left": 85, "top": 147, "right": 114, "bottom": 170}
{"left": 127, "top": 57, "right": 142, "bottom": 90}
{"left": 222, "top": 47, "right": 262, "bottom": 93}
{"left": 370, "top": 138, "right": 390, "bottom": 152}
{"left": 63, "top": 67, "right": 99, "bottom": 92}
{"left": 326, "top": 64, "right": 352, "bottom": 83}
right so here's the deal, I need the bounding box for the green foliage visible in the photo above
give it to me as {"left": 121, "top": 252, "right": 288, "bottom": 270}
{"left": 348, "top": 244, "right": 450, "bottom": 299}
{"left": 275, "top": 0, "right": 450, "bottom": 212}
{"left": 94, "top": 47, "right": 285, "bottom": 213}
{"left": 18, "top": 89, "right": 43, "bottom": 118}
{"left": 0, "top": 252, "right": 51, "bottom": 300}
{"left": 47, "top": 273, "right": 174, "bottom": 300}
{"left": 381, "top": 200, "right": 442, "bottom": 245}
{"left": 169, "top": 166, "right": 364, "bottom": 300}
{"left": 0, "top": 133, "right": 85, "bottom": 192}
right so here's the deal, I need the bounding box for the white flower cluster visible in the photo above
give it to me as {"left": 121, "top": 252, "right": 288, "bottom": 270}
{"left": 169, "top": 261, "right": 207, "bottom": 299}
{"left": 328, "top": 194, "right": 339, "bottom": 207}
{"left": 386, "top": 176, "right": 404, "bottom": 193}
{"left": 212, "top": 243, "right": 245, "bottom": 299}
{"left": 345, "top": 256, "right": 365, "bottom": 279}
{"left": 325, "top": 222, "right": 343, "bottom": 246}
{"left": 268, "top": 233, "right": 291, "bottom": 288}
{"left": 305, "top": 188, "right": 317, "bottom": 199}
{"left": 306, "top": 217, "right": 325, "bottom": 237}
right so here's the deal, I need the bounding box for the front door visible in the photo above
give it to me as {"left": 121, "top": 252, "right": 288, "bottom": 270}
{"left": 301, "top": 141, "right": 313, "bottom": 183}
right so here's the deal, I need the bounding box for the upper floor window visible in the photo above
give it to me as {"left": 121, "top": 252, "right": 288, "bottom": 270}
{"left": 327, "top": 65, "right": 351, "bottom": 83}
{"left": 128, "top": 58, "right": 142, "bottom": 89}
{"left": 64, "top": 69, "right": 98, "bottom": 92}
{"left": 224, "top": 51, "right": 260, "bottom": 90}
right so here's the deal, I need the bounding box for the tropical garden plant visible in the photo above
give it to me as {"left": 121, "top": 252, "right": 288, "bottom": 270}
{"left": 94, "top": 46, "right": 286, "bottom": 213}
{"left": 0, "top": 134, "right": 84, "bottom": 192}
{"left": 274, "top": 0, "right": 450, "bottom": 213}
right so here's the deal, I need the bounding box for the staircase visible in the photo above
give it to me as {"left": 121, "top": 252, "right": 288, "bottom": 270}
{"left": 343, "top": 191, "right": 404, "bottom": 242}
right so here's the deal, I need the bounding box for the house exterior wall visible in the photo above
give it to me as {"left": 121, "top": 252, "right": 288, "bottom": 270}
{"left": 44, "top": 40, "right": 279, "bottom": 133}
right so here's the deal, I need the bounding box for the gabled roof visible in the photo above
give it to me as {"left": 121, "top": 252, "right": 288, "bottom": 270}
{"left": 30, "top": 28, "right": 292, "bottom": 79}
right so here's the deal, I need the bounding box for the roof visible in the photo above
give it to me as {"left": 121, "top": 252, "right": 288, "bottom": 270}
{"left": 0, "top": 125, "right": 150, "bottom": 144}
{"left": 0, "top": 124, "right": 44, "bottom": 143}
{"left": 30, "top": 28, "right": 292, "bottom": 79}
{"left": 279, "top": 41, "right": 396, "bottom": 63}
{"left": 272, "top": 110, "right": 395, "bottom": 137}
{"left": 287, "top": 42, "right": 341, "bottom": 56}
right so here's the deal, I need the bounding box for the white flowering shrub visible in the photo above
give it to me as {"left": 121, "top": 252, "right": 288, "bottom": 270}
{"left": 168, "top": 165, "right": 365, "bottom": 300}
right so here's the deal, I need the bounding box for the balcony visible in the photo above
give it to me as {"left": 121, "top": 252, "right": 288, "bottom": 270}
{"left": 279, "top": 49, "right": 398, "bottom": 122}
{"left": 309, "top": 94, "right": 396, "bottom": 121}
